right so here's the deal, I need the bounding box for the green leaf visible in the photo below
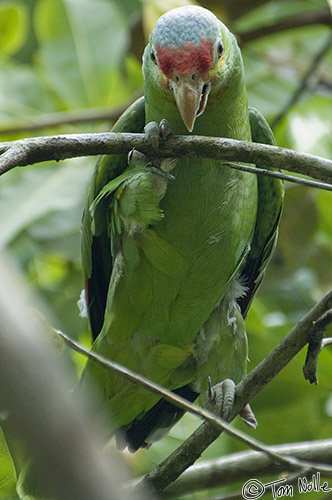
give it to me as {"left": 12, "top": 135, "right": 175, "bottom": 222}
{"left": 245, "top": 25, "right": 332, "bottom": 120}
{"left": 275, "top": 95, "right": 332, "bottom": 157}
{"left": 0, "top": 159, "right": 93, "bottom": 249}
{"left": 34, "top": 0, "right": 129, "bottom": 108}
{"left": 0, "top": 427, "right": 17, "bottom": 499}
{"left": 0, "top": 62, "right": 57, "bottom": 125}
{"left": 16, "top": 460, "right": 44, "bottom": 500}
{"left": 0, "top": 2, "right": 28, "bottom": 56}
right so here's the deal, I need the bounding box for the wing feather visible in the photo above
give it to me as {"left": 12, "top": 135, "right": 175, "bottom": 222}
{"left": 238, "top": 107, "right": 284, "bottom": 316}
{"left": 81, "top": 97, "right": 145, "bottom": 339}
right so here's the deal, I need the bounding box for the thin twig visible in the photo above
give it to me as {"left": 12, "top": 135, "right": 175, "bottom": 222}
{"left": 239, "top": 9, "right": 332, "bottom": 44}
{"left": 57, "top": 329, "right": 304, "bottom": 468}
{"left": 322, "top": 337, "right": 332, "bottom": 347}
{"left": 303, "top": 308, "right": 332, "bottom": 383}
{"left": 57, "top": 329, "right": 217, "bottom": 423}
{"left": 56, "top": 330, "right": 327, "bottom": 480}
{"left": 234, "top": 291, "right": 332, "bottom": 411}
{"left": 302, "top": 329, "right": 325, "bottom": 385}
{"left": 271, "top": 33, "right": 332, "bottom": 128}
{"left": 1, "top": 132, "right": 332, "bottom": 185}
{"left": 55, "top": 289, "right": 332, "bottom": 495}
{"left": 0, "top": 91, "right": 143, "bottom": 136}
{"left": 223, "top": 161, "right": 332, "bottom": 192}
{"left": 160, "top": 439, "right": 332, "bottom": 498}
{"left": 314, "top": 308, "right": 332, "bottom": 331}
{"left": 136, "top": 290, "right": 332, "bottom": 495}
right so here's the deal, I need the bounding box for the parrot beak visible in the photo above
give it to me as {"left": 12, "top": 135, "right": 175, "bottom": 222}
{"left": 172, "top": 75, "right": 210, "bottom": 132}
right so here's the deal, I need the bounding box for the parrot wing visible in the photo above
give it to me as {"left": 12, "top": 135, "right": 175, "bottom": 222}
{"left": 81, "top": 96, "right": 145, "bottom": 339}
{"left": 237, "top": 107, "right": 284, "bottom": 316}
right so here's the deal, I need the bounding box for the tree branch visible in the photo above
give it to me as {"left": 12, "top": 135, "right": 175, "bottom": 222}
{"left": 223, "top": 161, "right": 332, "bottom": 191}
{"left": 161, "top": 439, "right": 332, "bottom": 498}
{"left": 0, "top": 261, "right": 141, "bottom": 500}
{"left": 0, "top": 92, "right": 143, "bottom": 136}
{"left": 135, "top": 290, "right": 332, "bottom": 495}
{"left": 271, "top": 33, "right": 332, "bottom": 128}
{"left": 322, "top": 337, "right": 332, "bottom": 348}
{"left": 2, "top": 129, "right": 332, "bottom": 495}
{"left": 58, "top": 329, "right": 300, "bottom": 468}
{"left": 56, "top": 290, "right": 332, "bottom": 495}
{"left": 1, "top": 132, "right": 332, "bottom": 187}
{"left": 234, "top": 290, "right": 332, "bottom": 412}
{"left": 239, "top": 9, "right": 332, "bottom": 44}
{"left": 303, "top": 308, "right": 332, "bottom": 383}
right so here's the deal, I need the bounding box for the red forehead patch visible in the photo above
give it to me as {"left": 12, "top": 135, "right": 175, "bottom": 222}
{"left": 157, "top": 39, "right": 213, "bottom": 79}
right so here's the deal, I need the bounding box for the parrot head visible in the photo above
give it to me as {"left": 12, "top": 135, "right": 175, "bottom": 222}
{"left": 143, "top": 5, "right": 242, "bottom": 132}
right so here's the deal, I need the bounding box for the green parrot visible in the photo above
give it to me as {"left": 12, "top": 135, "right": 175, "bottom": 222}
{"left": 79, "top": 5, "right": 284, "bottom": 452}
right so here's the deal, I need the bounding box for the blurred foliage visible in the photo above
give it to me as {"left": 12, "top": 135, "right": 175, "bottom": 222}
{"left": 0, "top": 0, "right": 332, "bottom": 498}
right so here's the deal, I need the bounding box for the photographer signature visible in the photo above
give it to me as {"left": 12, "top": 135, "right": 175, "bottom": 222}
{"left": 242, "top": 473, "right": 331, "bottom": 499}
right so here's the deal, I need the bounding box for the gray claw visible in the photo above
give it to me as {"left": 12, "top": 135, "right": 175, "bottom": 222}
{"left": 205, "top": 378, "right": 235, "bottom": 422}
{"left": 142, "top": 121, "right": 176, "bottom": 183}
{"left": 205, "top": 378, "right": 258, "bottom": 428}
{"left": 144, "top": 121, "right": 160, "bottom": 151}
{"left": 159, "top": 119, "right": 172, "bottom": 141}
{"left": 144, "top": 119, "right": 172, "bottom": 151}
{"left": 240, "top": 404, "right": 258, "bottom": 429}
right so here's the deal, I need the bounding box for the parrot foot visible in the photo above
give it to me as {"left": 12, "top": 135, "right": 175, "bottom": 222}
{"left": 128, "top": 147, "right": 175, "bottom": 181}
{"left": 206, "top": 377, "right": 257, "bottom": 429}
{"left": 143, "top": 119, "right": 177, "bottom": 180}
{"left": 144, "top": 118, "right": 172, "bottom": 150}
{"left": 206, "top": 377, "right": 235, "bottom": 422}
{"left": 144, "top": 119, "right": 171, "bottom": 150}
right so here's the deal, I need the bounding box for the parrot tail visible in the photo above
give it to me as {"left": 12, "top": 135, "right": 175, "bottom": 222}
{"left": 116, "top": 385, "right": 198, "bottom": 452}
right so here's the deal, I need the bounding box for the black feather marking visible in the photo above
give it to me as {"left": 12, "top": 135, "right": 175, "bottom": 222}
{"left": 118, "top": 385, "right": 198, "bottom": 452}
{"left": 87, "top": 235, "right": 112, "bottom": 340}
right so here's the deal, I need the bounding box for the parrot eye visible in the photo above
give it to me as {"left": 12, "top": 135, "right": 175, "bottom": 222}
{"left": 217, "top": 40, "right": 224, "bottom": 58}
{"left": 150, "top": 49, "right": 158, "bottom": 65}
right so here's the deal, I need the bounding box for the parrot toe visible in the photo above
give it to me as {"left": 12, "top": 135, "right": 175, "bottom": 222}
{"left": 206, "top": 377, "right": 257, "bottom": 429}
{"left": 206, "top": 377, "right": 235, "bottom": 421}
{"left": 159, "top": 118, "right": 172, "bottom": 141}
{"left": 239, "top": 403, "right": 257, "bottom": 429}
{"left": 144, "top": 119, "right": 172, "bottom": 151}
{"left": 141, "top": 119, "right": 177, "bottom": 183}
{"left": 144, "top": 120, "right": 160, "bottom": 151}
